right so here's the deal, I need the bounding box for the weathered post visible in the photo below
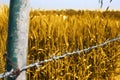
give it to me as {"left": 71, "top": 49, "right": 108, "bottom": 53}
{"left": 6, "top": 0, "right": 30, "bottom": 80}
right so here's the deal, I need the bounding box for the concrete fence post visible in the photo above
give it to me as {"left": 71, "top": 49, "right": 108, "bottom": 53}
{"left": 6, "top": 0, "right": 30, "bottom": 80}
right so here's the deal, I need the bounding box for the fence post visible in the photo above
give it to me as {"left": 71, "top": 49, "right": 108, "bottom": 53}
{"left": 6, "top": 0, "right": 30, "bottom": 80}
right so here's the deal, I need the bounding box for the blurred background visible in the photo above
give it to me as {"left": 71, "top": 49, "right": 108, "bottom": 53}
{"left": 0, "top": 0, "right": 119, "bottom": 10}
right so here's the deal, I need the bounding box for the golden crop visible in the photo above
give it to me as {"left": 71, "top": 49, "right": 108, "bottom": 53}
{"left": 0, "top": 5, "right": 120, "bottom": 80}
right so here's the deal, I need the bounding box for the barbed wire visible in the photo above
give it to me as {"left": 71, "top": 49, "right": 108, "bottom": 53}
{"left": 0, "top": 36, "right": 120, "bottom": 78}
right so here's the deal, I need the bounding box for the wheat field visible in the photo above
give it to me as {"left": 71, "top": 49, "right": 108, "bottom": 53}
{"left": 0, "top": 5, "right": 120, "bottom": 80}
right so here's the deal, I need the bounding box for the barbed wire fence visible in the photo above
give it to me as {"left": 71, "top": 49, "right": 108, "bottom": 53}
{"left": 0, "top": 36, "right": 120, "bottom": 79}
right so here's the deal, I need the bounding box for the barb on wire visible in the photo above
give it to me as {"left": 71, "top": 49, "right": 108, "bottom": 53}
{"left": 0, "top": 36, "right": 120, "bottom": 78}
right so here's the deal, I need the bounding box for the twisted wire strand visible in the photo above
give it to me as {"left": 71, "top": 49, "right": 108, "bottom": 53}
{"left": 0, "top": 36, "right": 120, "bottom": 78}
